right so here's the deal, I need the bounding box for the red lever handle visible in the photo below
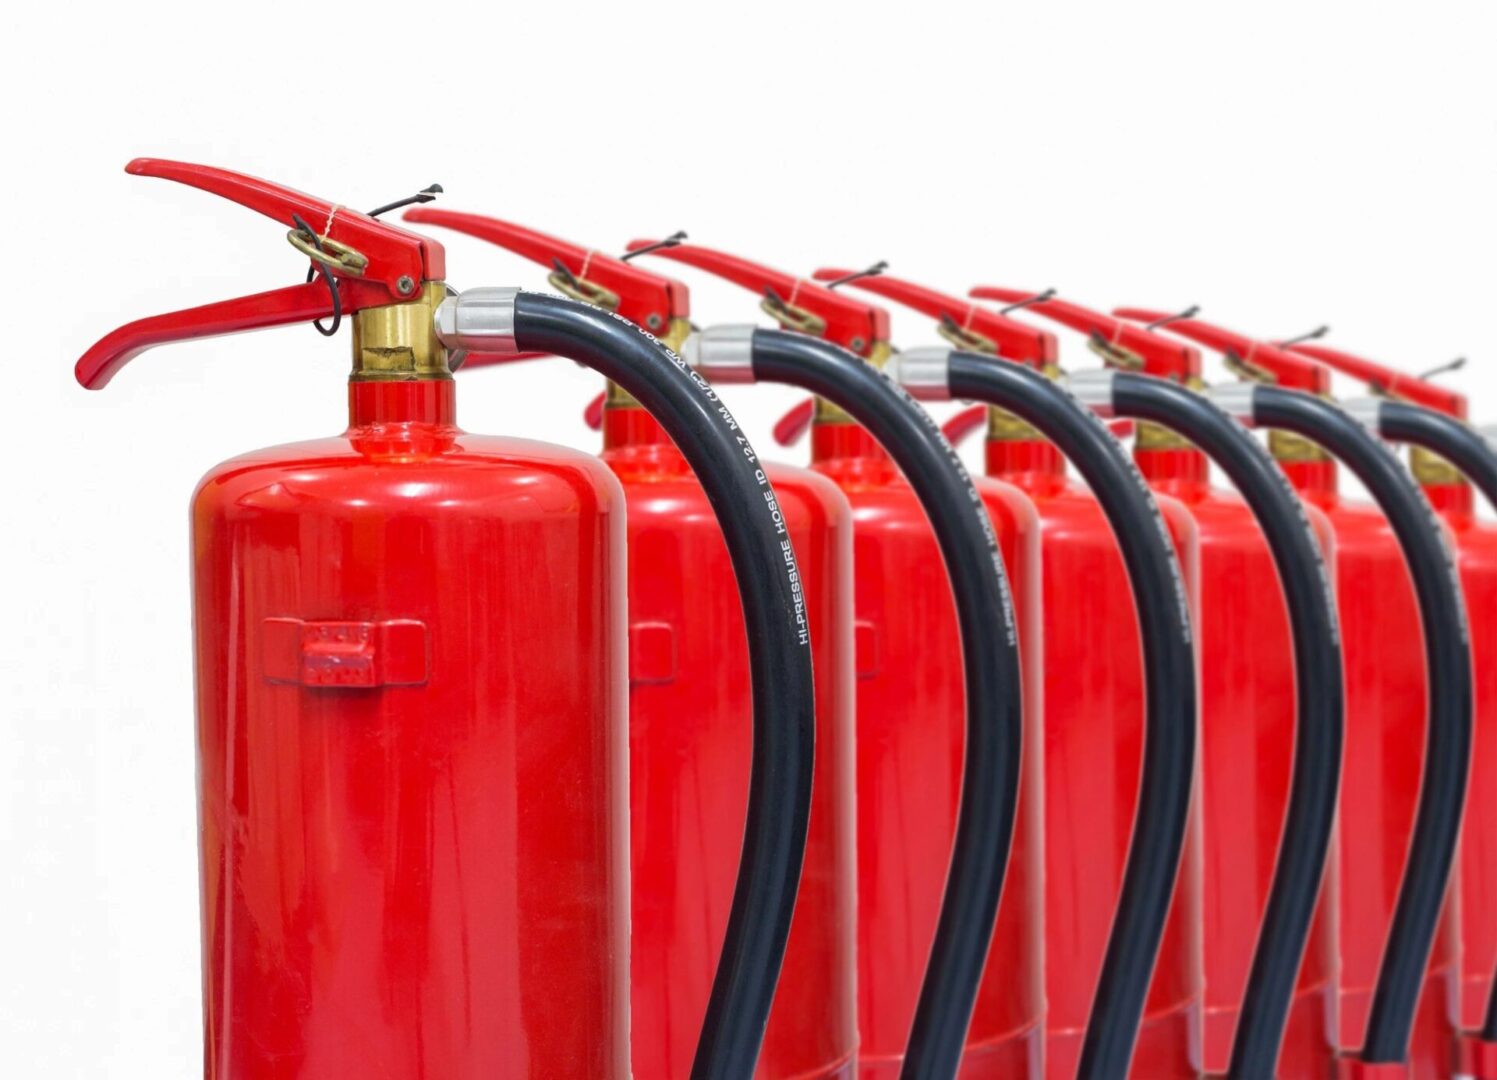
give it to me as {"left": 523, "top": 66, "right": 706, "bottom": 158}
{"left": 75, "top": 159, "right": 444, "bottom": 390}
{"left": 625, "top": 240, "right": 889, "bottom": 356}
{"left": 585, "top": 391, "right": 606, "bottom": 431}
{"left": 773, "top": 399, "right": 817, "bottom": 446}
{"left": 971, "top": 287, "right": 1200, "bottom": 379}
{"left": 1113, "top": 308, "right": 1330, "bottom": 393}
{"left": 1287, "top": 343, "right": 1467, "bottom": 418}
{"left": 405, "top": 209, "right": 687, "bottom": 332}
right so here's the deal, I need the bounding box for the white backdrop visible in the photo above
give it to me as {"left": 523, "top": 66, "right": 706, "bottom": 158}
{"left": 4, "top": 1, "right": 1494, "bottom": 1074}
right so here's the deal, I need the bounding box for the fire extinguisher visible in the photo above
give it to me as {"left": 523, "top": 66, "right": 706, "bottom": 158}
{"left": 1287, "top": 341, "right": 1497, "bottom": 1047}
{"left": 1115, "top": 311, "right": 1473, "bottom": 1079}
{"left": 74, "top": 160, "right": 816, "bottom": 1080}
{"left": 1316, "top": 385, "right": 1497, "bottom": 1080}
{"left": 625, "top": 240, "right": 1046, "bottom": 1077}
{"left": 799, "top": 269, "right": 1205, "bottom": 1079}
{"left": 397, "top": 208, "right": 859, "bottom": 1080}
{"left": 947, "top": 287, "right": 1343, "bottom": 1077}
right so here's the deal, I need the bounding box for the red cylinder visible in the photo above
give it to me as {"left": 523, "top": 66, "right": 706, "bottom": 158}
{"left": 193, "top": 379, "right": 630, "bottom": 1078}
{"left": 1133, "top": 439, "right": 1341, "bottom": 1075}
{"left": 801, "top": 415, "right": 1045, "bottom": 1077}
{"left": 982, "top": 422, "right": 1205, "bottom": 1079}
{"left": 598, "top": 397, "right": 858, "bottom": 1079}
{"left": 1282, "top": 457, "right": 1459, "bottom": 1079}
{"left": 1423, "top": 477, "right": 1497, "bottom": 1033}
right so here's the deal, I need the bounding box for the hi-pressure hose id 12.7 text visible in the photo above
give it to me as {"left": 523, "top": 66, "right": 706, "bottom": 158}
{"left": 1215, "top": 385, "right": 1472, "bottom": 1068}
{"left": 1075, "top": 370, "right": 1343, "bottom": 1079}
{"left": 892, "top": 347, "right": 1197, "bottom": 1080}
{"left": 436, "top": 291, "right": 816, "bottom": 1080}
{"left": 684, "top": 325, "right": 1024, "bottom": 1080}
{"left": 1348, "top": 397, "right": 1497, "bottom": 1045}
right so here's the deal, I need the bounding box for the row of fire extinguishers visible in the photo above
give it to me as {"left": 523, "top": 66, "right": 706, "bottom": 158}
{"left": 74, "top": 159, "right": 1497, "bottom": 1080}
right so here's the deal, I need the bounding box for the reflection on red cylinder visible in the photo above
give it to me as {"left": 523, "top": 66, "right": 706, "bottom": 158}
{"left": 194, "top": 379, "right": 630, "bottom": 1078}
{"left": 599, "top": 398, "right": 859, "bottom": 1079}
{"left": 804, "top": 417, "right": 1045, "bottom": 1077}
{"left": 1283, "top": 458, "right": 1459, "bottom": 1079}
{"left": 982, "top": 423, "right": 1205, "bottom": 1079}
{"left": 1134, "top": 441, "right": 1341, "bottom": 1075}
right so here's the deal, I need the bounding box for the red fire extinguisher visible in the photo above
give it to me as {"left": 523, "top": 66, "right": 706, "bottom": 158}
{"left": 1288, "top": 341, "right": 1497, "bottom": 1044}
{"left": 1115, "top": 311, "right": 1466, "bottom": 1079}
{"left": 954, "top": 287, "right": 1342, "bottom": 1077}
{"left": 399, "top": 208, "right": 860, "bottom": 1080}
{"left": 797, "top": 269, "right": 1204, "bottom": 1079}
{"left": 626, "top": 241, "right": 1048, "bottom": 1076}
{"left": 75, "top": 161, "right": 818, "bottom": 1079}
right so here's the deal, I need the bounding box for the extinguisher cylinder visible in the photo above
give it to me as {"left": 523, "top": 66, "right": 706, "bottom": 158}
{"left": 689, "top": 324, "right": 1025, "bottom": 1079}
{"left": 1216, "top": 385, "right": 1473, "bottom": 1068}
{"left": 435, "top": 291, "right": 817, "bottom": 1079}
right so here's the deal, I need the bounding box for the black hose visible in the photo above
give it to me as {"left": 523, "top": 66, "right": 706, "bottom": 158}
{"left": 1370, "top": 400, "right": 1496, "bottom": 1043}
{"left": 1106, "top": 372, "right": 1343, "bottom": 1078}
{"left": 943, "top": 354, "right": 1196, "bottom": 1080}
{"left": 512, "top": 295, "right": 816, "bottom": 1080}
{"left": 1247, "top": 387, "right": 1471, "bottom": 1066}
{"left": 740, "top": 328, "right": 1024, "bottom": 1080}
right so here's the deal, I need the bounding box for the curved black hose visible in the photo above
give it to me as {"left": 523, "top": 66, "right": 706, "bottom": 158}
{"left": 1249, "top": 387, "right": 1472, "bottom": 1066}
{"left": 1372, "top": 400, "right": 1496, "bottom": 1042}
{"left": 744, "top": 328, "right": 1024, "bottom": 1079}
{"left": 1108, "top": 373, "right": 1343, "bottom": 1078}
{"left": 513, "top": 295, "right": 817, "bottom": 1080}
{"left": 946, "top": 355, "right": 1197, "bottom": 1080}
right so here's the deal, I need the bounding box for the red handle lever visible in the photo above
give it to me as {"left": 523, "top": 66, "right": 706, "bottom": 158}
{"left": 75, "top": 159, "right": 444, "bottom": 390}
{"left": 971, "top": 287, "right": 1200, "bottom": 379}
{"left": 625, "top": 240, "right": 889, "bottom": 357}
{"left": 1287, "top": 343, "right": 1467, "bottom": 418}
{"left": 405, "top": 209, "right": 688, "bottom": 333}
{"left": 584, "top": 391, "right": 606, "bottom": 431}
{"left": 810, "top": 269, "right": 1055, "bottom": 365}
{"left": 773, "top": 399, "right": 817, "bottom": 446}
{"left": 1113, "top": 308, "right": 1330, "bottom": 393}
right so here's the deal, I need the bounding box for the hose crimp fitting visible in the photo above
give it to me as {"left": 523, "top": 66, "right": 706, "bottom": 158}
{"left": 1206, "top": 382, "right": 1259, "bottom": 425}
{"left": 681, "top": 324, "right": 757, "bottom": 384}
{"left": 1065, "top": 369, "right": 1119, "bottom": 419}
{"left": 433, "top": 287, "right": 519, "bottom": 354}
{"left": 887, "top": 346, "right": 953, "bottom": 402}
{"left": 1342, "top": 396, "right": 1387, "bottom": 437}
{"left": 1457, "top": 1035, "right": 1497, "bottom": 1080}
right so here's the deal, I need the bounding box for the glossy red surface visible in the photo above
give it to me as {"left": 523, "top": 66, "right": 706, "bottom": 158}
{"left": 193, "top": 379, "right": 630, "bottom": 1078}
{"left": 599, "top": 404, "right": 858, "bottom": 1079}
{"left": 1427, "top": 481, "right": 1497, "bottom": 1032}
{"left": 1284, "top": 459, "right": 1460, "bottom": 1079}
{"left": 1137, "top": 446, "right": 1341, "bottom": 1076}
{"left": 802, "top": 421, "right": 1045, "bottom": 1078}
{"left": 984, "top": 437, "right": 1205, "bottom": 1079}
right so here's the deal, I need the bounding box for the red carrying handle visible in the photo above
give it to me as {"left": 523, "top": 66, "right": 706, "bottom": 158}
{"left": 76, "top": 159, "right": 443, "bottom": 390}
{"left": 1113, "top": 308, "right": 1330, "bottom": 393}
{"left": 625, "top": 240, "right": 889, "bottom": 356}
{"left": 1288, "top": 343, "right": 1467, "bottom": 418}
{"left": 810, "top": 269, "right": 1055, "bottom": 365}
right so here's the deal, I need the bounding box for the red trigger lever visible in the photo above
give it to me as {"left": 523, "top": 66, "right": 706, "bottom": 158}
{"left": 75, "top": 158, "right": 445, "bottom": 390}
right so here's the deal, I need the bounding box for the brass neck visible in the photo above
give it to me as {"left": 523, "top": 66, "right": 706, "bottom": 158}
{"left": 1411, "top": 444, "right": 1467, "bottom": 487}
{"left": 1134, "top": 375, "right": 1207, "bottom": 451}
{"left": 986, "top": 362, "right": 1062, "bottom": 442}
{"left": 1269, "top": 429, "right": 1332, "bottom": 464}
{"left": 351, "top": 283, "right": 452, "bottom": 382}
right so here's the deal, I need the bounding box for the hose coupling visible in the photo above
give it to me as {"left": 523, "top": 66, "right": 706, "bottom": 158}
{"left": 888, "top": 346, "right": 953, "bottom": 401}
{"left": 682, "top": 324, "right": 757, "bottom": 384}
{"left": 433, "top": 287, "right": 519, "bottom": 354}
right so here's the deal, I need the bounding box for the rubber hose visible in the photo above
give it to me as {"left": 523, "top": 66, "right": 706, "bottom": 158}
{"left": 946, "top": 354, "right": 1197, "bottom": 1080}
{"left": 1105, "top": 372, "right": 1343, "bottom": 1078}
{"left": 1248, "top": 387, "right": 1471, "bottom": 1066}
{"left": 1371, "top": 400, "right": 1495, "bottom": 1042}
{"left": 513, "top": 294, "right": 817, "bottom": 1080}
{"left": 738, "top": 328, "right": 1024, "bottom": 1079}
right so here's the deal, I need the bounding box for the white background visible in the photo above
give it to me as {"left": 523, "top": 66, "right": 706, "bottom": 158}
{"left": 4, "top": 1, "right": 1495, "bottom": 1074}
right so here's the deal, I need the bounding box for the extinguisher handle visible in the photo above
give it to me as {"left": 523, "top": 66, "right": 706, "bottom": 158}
{"left": 405, "top": 208, "right": 689, "bottom": 333}
{"left": 583, "top": 391, "right": 606, "bottom": 431}
{"left": 1290, "top": 343, "right": 1467, "bottom": 418}
{"left": 1114, "top": 308, "right": 1329, "bottom": 393}
{"left": 75, "top": 158, "right": 444, "bottom": 389}
{"left": 971, "top": 287, "right": 1200, "bottom": 378}
{"left": 626, "top": 240, "right": 889, "bottom": 356}
{"left": 773, "top": 398, "right": 816, "bottom": 446}
{"left": 810, "top": 268, "right": 1055, "bottom": 365}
